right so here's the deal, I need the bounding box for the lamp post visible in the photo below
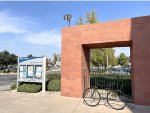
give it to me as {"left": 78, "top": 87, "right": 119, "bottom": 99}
{"left": 63, "top": 14, "right": 72, "bottom": 27}
{"left": 106, "top": 48, "right": 109, "bottom": 73}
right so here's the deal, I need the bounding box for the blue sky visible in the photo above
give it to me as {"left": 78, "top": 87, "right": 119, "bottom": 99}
{"left": 0, "top": 1, "right": 150, "bottom": 58}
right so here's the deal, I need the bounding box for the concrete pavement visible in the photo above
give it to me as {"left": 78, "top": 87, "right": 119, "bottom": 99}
{"left": 0, "top": 85, "right": 11, "bottom": 91}
{"left": 0, "top": 91, "right": 150, "bottom": 113}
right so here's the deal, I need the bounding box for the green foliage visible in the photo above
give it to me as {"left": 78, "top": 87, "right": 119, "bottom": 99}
{"left": 46, "top": 73, "right": 61, "bottom": 81}
{"left": 117, "top": 53, "right": 129, "bottom": 66}
{"left": 126, "top": 56, "right": 130, "bottom": 63}
{"left": 76, "top": 16, "right": 83, "bottom": 25}
{"left": 47, "top": 79, "right": 61, "bottom": 91}
{"left": 11, "top": 83, "right": 16, "bottom": 90}
{"left": 27, "top": 54, "right": 33, "bottom": 57}
{"left": 76, "top": 9, "right": 98, "bottom": 25}
{"left": 14, "top": 73, "right": 61, "bottom": 93}
{"left": 106, "top": 48, "right": 117, "bottom": 66}
{"left": 90, "top": 48, "right": 117, "bottom": 68}
{"left": 90, "top": 49, "right": 105, "bottom": 68}
{"left": 0, "top": 50, "right": 18, "bottom": 66}
{"left": 17, "top": 82, "right": 42, "bottom": 93}
{"left": 86, "top": 9, "right": 98, "bottom": 24}
{"left": 8, "top": 54, "right": 18, "bottom": 65}
{"left": 46, "top": 73, "right": 61, "bottom": 91}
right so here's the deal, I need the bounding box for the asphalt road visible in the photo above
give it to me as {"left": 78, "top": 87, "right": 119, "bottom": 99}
{"left": 0, "top": 74, "right": 17, "bottom": 91}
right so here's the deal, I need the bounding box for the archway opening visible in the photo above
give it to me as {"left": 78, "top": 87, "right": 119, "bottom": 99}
{"left": 82, "top": 41, "right": 133, "bottom": 103}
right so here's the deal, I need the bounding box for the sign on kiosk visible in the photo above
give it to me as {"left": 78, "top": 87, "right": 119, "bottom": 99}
{"left": 17, "top": 57, "right": 47, "bottom": 92}
{"left": 35, "top": 65, "right": 42, "bottom": 78}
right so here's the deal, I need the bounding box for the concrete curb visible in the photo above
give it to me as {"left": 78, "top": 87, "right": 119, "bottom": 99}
{"left": 0, "top": 73, "right": 17, "bottom": 75}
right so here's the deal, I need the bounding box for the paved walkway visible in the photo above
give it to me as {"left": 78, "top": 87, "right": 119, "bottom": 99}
{"left": 0, "top": 85, "right": 11, "bottom": 91}
{"left": 0, "top": 91, "right": 150, "bottom": 113}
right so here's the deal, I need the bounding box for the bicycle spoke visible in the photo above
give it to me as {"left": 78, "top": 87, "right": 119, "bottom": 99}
{"left": 107, "top": 90, "right": 127, "bottom": 110}
{"left": 83, "top": 88, "right": 101, "bottom": 106}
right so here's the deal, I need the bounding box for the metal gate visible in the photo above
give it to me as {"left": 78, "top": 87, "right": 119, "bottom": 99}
{"left": 83, "top": 68, "right": 132, "bottom": 103}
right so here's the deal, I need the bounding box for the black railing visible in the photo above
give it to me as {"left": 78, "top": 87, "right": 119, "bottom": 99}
{"left": 83, "top": 68, "right": 132, "bottom": 102}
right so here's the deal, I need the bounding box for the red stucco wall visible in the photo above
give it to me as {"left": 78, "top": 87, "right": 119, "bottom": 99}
{"left": 61, "top": 16, "right": 150, "bottom": 105}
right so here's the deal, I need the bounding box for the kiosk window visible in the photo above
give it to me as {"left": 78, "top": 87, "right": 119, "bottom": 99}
{"left": 27, "top": 65, "right": 34, "bottom": 78}
{"left": 35, "top": 65, "right": 42, "bottom": 78}
{"left": 19, "top": 65, "right": 26, "bottom": 78}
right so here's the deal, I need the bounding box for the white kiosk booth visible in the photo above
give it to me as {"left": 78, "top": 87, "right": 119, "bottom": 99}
{"left": 17, "top": 57, "right": 47, "bottom": 92}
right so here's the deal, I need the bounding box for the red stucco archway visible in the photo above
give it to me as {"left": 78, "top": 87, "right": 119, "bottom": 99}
{"left": 61, "top": 16, "right": 150, "bottom": 105}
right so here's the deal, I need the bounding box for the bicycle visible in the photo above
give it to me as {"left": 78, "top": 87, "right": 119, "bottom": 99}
{"left": 83, "top": 83, "right": 127, "bottom": 110}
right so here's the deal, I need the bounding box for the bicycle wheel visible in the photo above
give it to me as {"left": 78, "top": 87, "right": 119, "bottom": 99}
{"left": 83, "top": 88, "right": 101, "bottom": 106}
{"left": 107, "top": 90, "right": 127, "bottom": 110}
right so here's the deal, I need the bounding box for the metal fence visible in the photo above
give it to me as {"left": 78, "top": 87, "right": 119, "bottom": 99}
{"left": 83, "top": 68, "right": 132, "bottom": 103}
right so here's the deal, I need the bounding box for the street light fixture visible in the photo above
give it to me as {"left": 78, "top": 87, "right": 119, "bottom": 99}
{"left": 63, "top": 14, "right": 72, "bottom": 27}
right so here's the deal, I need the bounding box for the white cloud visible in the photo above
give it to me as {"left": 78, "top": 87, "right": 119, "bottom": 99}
{"left": 0, "top": 10, "right": 35, "bottom": 34}
{"left": 0, "top": 9, "right": 61, "bottom": 47}
{"left": 20, "top": 30, "right": 61, "bottom": 47}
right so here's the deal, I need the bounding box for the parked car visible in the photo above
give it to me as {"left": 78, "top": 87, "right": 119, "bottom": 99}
{"left": 109, "top": 68, "right": 131, "bottom": 75}
{"left": 90, "top": 67, "right": 103, "bottom": 72}
{"left": 7, "top": 65, "right": 17, "bottom": 73}
{"left": 0, "top": 66, "right": 7, "bottom": 70}
{"left": 0, "top": 66, "right": 4, "bottom": 70}
{"left": 8, "top": 67, "right": 17, "bottom": 73}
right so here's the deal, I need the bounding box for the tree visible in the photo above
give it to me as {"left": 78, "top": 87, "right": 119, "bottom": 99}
{"left": 0, "top": 50, "right": 18, "bottom": 66}
{"left": 86, "top": 9, "right": 98, "bottom": 24}
{"left": 90, "top": 49, "right": 104, "bottom": 68}
{"left": 117, "top": 53, "right": 129, "bottom": 66}
{"left": 52, "top": 53, "right": 61, "bottom": 65}
{"left": 126, "top": 56, "right": 130, "bottom": 63}
{"left": 76, "top": 9, "right": 98, "bottom": 25}
{"left": 106, "top": 49, "right": 117, "bottom": 67}
{"left": 52, "top": 54, "right": 57, "bottom": 64}
{"left": 9, "top": 54, "right": 18, "bottom": 65}
{"left": 0, "top": 50, "right": 10, "bottom": 66}
{"left": 27, "top": 54, "right": 33, "bottom": 57}
{"left": 76, "top": 16, "right": 83, "bottom": 25}
{"left": 90, "top": 48, "right": 117, "bottom": 69}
